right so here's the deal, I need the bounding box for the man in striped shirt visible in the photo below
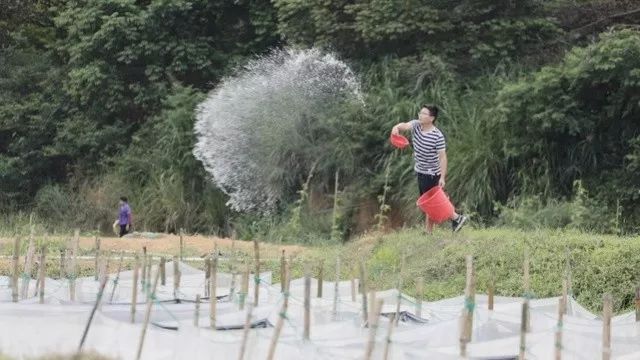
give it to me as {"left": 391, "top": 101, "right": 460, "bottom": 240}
{"left": 391, "top": 104, "right": 467, "bottom": 233}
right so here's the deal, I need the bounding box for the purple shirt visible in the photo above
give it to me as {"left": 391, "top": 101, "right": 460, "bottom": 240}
{"left": 119, "top": 204, "right": 131, "bottom": 225}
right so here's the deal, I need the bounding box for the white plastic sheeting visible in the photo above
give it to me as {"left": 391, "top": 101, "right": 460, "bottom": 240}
{"left": 1, "top": 261, "right": 640, "bottom": 359}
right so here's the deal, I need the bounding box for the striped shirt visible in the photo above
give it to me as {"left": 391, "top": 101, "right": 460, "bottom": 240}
{"left": 410, "top": 120, "right": 446, "bottom": 175}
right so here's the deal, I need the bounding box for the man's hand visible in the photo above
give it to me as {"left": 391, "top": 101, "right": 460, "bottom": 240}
{"left": 438, "top": 177, "right": 446, "bottom": 188}
{"left": 391, "top": 125, "right": 399, "bottom": 135}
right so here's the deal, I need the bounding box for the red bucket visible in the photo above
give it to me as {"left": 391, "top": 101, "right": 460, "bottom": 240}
{"left": 390, "top": 133, "right": 409, "bottom": 149}
{"left": 416, "top": 186, "right": 455, "bottom": 223}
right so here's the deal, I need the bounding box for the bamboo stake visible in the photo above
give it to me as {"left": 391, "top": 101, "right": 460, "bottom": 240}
{"left": 488, "top": 273, "right": 495, "bottom": 311}
{"left": 562, "top": 278, "right": 568, "bottom": 315}
{"left": 523, "top": 248, "right": 531, "bottom": 332}
{"left": 38, "top": 246, "right": 46, "bottom": 304}
{"left": 194, "top": 294, "right": 201, "bottom": 327}
{"left": 179, "top": 228, "right": 184, "bottom": 261}
{"left": 394, "top": 256, "right": 405, "bottom": 327}
{"left": 204, "top": 257, "right": 211, "bottom": 297}
{"left": 94, "top": 234, "right": 101, "bottom": 281}
{"left": 109, "top": 251, "right": 125, "bottom": 303}
{"left": 464, "top": 255, "right": 475, "bottom": 342}
{"left": 78, "top": 274, "right": 109, "bottom": 352}
{"left": 238, "top": 303, "right": 254, "bottom": 360}
{"left": 602, "top": 294, "right": 613, "bottom": 360}
{"left": 173, "top": 255, "right": 180, "bottom": 302}
{"left": 332, "top": 256, "right": 340, "bottom": 320}
{"left": 21, "top": 222, "right": 35, "bottom": 299}
{"left": 59, "top": 249, "right": 65, "bottom": 279}
{"left": 519, "top": 300, "right": 529, "bottom": 360}
{"left": 146, "top": 255, "right": 152, "bottom": 290}
{"left": 280, "top": 249, "right": 286, "bottom": 292}
{"left": 460, "top": 255, "right": 475, "bottom": 357}
{"left": 159, "top": 256, "right": 166, "bottom": 286}
{"left": 350, "top": 274, "right": 357, "bottom": 302}
{"left": 359, "top": 260, "right": 368, "bottom": 325}
{"left": 383, "top": 313, "right": 396, "bottom": 360}
{"left": 555, "top": 297, "right": 564, "bottom": 360}
{"left": 635, "top": 286, "right": 640, "bottom": 322}
{"left": 229, "top": 253, "right": 237, "bottom": 304}
{"left": 368, "top": 291, "right": 376, "bottom": 326}
{"left": 364, "top": 298, "right": 384, "bottom": 360}
{"left": 253, "top": 238, "right": 260, "bottom": 306}
{"left": 266, "top": 259, "right": 289, "bottom": 360}
{"left": 11, "top": 236, "right": 21, "bottom": 303}
{"left": 131, "top": 256, "right": 140, "bottom": 323}
{"left": 240, "top": 265, "right": 249, "bottom": 310}
{"left": 304, "top": 264, "right": 311, "bottom": 340}
{"left": 415, "top": 277, "right": 424, "bottom": 318}
{"left": 69, "top": 229, "right": 79, "bottom": 302}
{"left": 135, "top": 268, "right": 161, "bottom": 360}
{"left": 210, "top": 250, "right": 218, "bottom": 329}
{"left": 317, "top": 260, "right": 324, "bottom": 298}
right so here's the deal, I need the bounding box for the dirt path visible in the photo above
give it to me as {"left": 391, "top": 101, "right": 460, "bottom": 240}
{"left": 0, "top": 232, "right": 305, "bottom": 260}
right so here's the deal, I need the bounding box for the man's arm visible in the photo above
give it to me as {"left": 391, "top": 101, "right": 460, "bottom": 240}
{"left": 391, "top": 121, "right": 413, "bottom": 135}
{"left": 438, "top": 149, "right": 447, "bottom": 187}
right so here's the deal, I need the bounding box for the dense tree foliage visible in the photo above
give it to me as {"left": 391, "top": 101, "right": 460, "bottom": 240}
{"left": 1, "top": 0, "right": 639, "bottom": 235}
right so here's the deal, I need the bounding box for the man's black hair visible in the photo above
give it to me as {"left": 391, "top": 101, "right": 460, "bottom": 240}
{"left": 120, "top": 196, "right": 128, "bottom": 203}
{"left": 421, "top": 104, "right": 439, "bottom": 121}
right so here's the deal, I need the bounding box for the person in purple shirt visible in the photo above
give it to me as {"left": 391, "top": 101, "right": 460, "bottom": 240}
{"left": 117, "top": 196, "right": 133, "bottom": 237}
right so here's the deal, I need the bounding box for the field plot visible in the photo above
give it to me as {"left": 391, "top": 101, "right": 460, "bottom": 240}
{"left": 2, "top": 251, "right": 640, "bottom": 359}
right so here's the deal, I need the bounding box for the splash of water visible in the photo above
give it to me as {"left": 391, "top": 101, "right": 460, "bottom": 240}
{"left": 194, "top": 48, "right": 362, "bottom": 213}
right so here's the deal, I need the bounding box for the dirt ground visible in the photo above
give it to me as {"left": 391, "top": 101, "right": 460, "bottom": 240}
{"left": 0, "top": 232, "right": 305, "bottom": 260}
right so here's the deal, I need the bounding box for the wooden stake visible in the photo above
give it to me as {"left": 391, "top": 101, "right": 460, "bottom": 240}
{"left": 253, "top": 239, "right": 260, "bottom": 306}
{"left": 415, "top": 277, "right": 424, "bottom": 318}
{"left": 135, "top": 268, "right": 161, "bottom": 360}
{"left": 238, "top": 303, "right": 254, "bottom": 360}
{"left": 488, "top": 273, "right": 495, "bottom": 311}
{"left": 266, "top": 259, "right": 289, "bottom": 360}
{"left": 94, "top": 234, "right": 101, "bottom": 281}
{"left": 280, "top": 249, "right": 286, "bottom": 292}
{"left": 332, "top": 256, "right": 340, "bottom": 320}
{"left": 159, "top": 256, "right": 166, "bottom": 286}
{"left": 519, "top": 299, "right": 529, "bottom": 360}
{"left": 109, "top": 251, "right": 125, "bottom": 303}
{"left": 131, "top": 256, "right": 140, "bottom": 323}
{"left": 460, "top": 255, "right": 475, "bottom": 357}
{"left": 368, "top": 290, "right": 376, "bottom": 326}
{"left": 602, "top": 294, "right": 612, "bottom": 360}
{"left": 364, "top": 298, "right": 384, "bottom": 360}
{"left": 69, "top": 229, "right": 80, "bottom": 302}
{"left": 635, "top": 286, "right": 640, "bottom": 322}
{"left": 59, "top": 249, "right": 65, "bottom": 279}
{"left": 173, "top": 255, "right": 180, "bottom": 301}
{"left": 304, "top": 264, "right": 311, "bottom": 340}
{"left": 145, "top": 255, "right": 152, "bottom": 291}
{"left": 78, "top": 275, "right": 109, "bottom": 352}
{"left": 359, "top": 260, "right": 368, "bottom": 325}
{"left": 350, "top": 274, "right": 357, "bottom": 302}
{"left": 555, "top": 297, "right": 564, "bottom": 360}
{"left": 38, "top": 246, "right": 46, "bottom": 304}
{"left": 523, "top": 248, "right": 531, "bottom": 332}
{"left": 194, "top": 294, "right": 201, "bottom": 327}
{"left": 317, "top": 260, "right": 324, "bottom": 298}
{"left": 11, "top": 236, "right": 21, "bottom": 303}
{"left": 179, "top": 228, "right": 184, "bottom": 261}
{"left": 240, "top": 265, "right": 249, "bottom": 310}
{"left": 464, "top": 255, "right": 475, "bottom": 342}
{"left": 383, "top": 313, "right": 395, "bottom": 360}
{"left": 562, "top": 278, "right": 568, "bottom": 315}
{"left": 21, "top": 223, "right": 35, "bottom": 299}
{"left": 210, "top": 251, "right": 218, "bottom": 329}
{"left": 204, "top": 257, "right": 211, "bottom": 297}
{"left": 394, "top": 258, "right": 405, "bottom": 326}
